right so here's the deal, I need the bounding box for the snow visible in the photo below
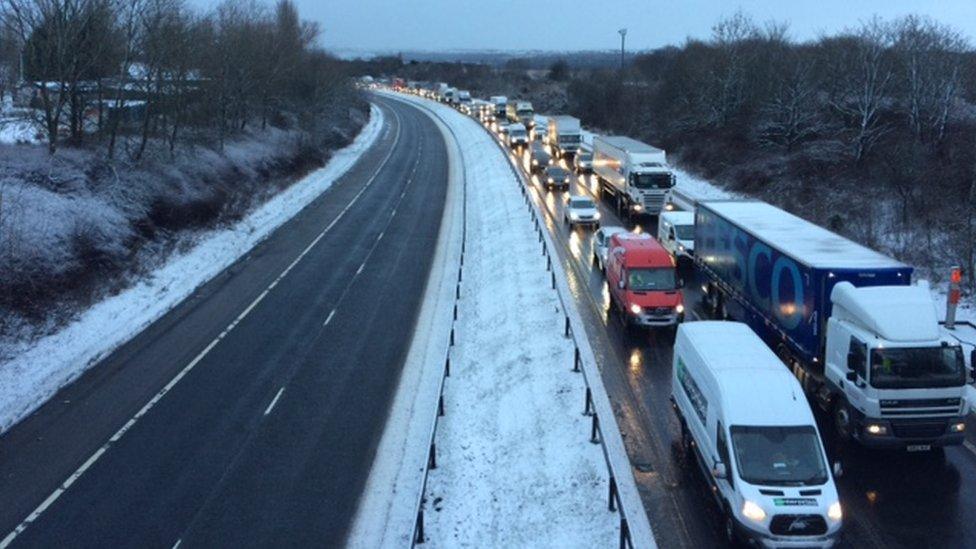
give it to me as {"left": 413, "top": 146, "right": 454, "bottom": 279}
{"left": 701, "top": 200, "right": 907, "bottom": 270}
{"left": 394, "top": 95, "right": 620, "bottom": 547}
{"left": 0, "top": 105, "right": 383, "bottom": 434}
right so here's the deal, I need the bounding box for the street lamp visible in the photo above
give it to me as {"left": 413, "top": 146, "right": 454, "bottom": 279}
{"left": 618, "top": 28, "right": 627, "bottom": 70}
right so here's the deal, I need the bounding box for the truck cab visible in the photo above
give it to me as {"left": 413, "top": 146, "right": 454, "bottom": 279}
{"left": 506, "top": 123, "right": 528, "bottom": 148}
{"left": 605, "top": 233, "right": 684, "bottom": 329}
{"left": 824, "top": 282, "right": 969, "bottom": 450}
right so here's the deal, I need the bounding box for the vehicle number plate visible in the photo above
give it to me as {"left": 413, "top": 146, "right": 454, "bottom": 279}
{"left": 906, "top": 444, "right": 931, "bottom": 452}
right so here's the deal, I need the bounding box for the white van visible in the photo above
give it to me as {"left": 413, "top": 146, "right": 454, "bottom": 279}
{"left": 671, "top": 321, "right": 843, "bottom": 548}
{"left": 658, "top": 210, "right": 694, "bottom": 259}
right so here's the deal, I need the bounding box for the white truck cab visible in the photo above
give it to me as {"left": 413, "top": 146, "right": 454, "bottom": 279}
{"left": 824, "top": 282, "right": 970, "bottom": 450}
{"left": 672, "top": 322, "right": 843, "bottom": 548}
{"left": 506, "top": 123, "right": 528, "bottom": 148}
{"left": 658, "top": 211, "right": 695, "bottom": 259}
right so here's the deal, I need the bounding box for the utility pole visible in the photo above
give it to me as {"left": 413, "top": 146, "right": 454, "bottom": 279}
{"left": 618, "top": 28, "right": 627, "bottom": 70}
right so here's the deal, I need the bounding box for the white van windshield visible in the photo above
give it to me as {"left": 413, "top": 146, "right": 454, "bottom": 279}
{"left": 731, "top": 425, "right": 828, "bottom": 486}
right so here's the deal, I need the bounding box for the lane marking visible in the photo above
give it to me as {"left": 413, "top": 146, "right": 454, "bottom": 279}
{"left": 0, "top": 104, "right": 408, "bottom": 549}
{"left": 965, "top": 440, "right": 976, "bottom": 457}
{"left": 356, "top": 263, "right": 365, "bottom": 276}
{"left": 323, "top": 310, "right": 336, "bottom": 327}
{"left": 263, "top": 388, "right": 285, "bottom": 416}
{"left": 172, "top": 539, "right": 182, "bottom": 549}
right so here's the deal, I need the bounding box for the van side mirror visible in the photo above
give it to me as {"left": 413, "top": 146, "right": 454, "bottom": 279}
{"left": 677, "top": 278, "right": 685, "bottom": 289}
{"left": 845, "top": 371, "right": 857, "bottom": 382}
{"left": 712, "top": 462, "right": 727, "bottom": 480}
{"left": 617, "top": 279, "right": 626, "bottom": 290}
{"left": 832, "top": 461, "right": 844, "bottom": 478}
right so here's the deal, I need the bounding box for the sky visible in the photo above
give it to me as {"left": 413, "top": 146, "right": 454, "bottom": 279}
{"left": 194, "top": 1, "right": 976, "bottom": 54}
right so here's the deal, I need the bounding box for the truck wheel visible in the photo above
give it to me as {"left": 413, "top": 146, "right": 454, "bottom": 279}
{"left": 833, "top": 400, "right": 854, "bottom": 442}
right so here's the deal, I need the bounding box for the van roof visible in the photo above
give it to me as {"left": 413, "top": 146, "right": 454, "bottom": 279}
{"left": 660, "top": 211, "right": 694, "bottom": 225}
{"left": 609, "top": 233, "right": 673, "bottom": 267}
{"left": 679, "top": 322, "right": 815, "bottom": 426}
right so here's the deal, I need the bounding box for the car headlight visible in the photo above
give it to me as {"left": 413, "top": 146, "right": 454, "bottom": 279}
{"left": 675, "top": 304, "right": 684, "bottom": 314}
{"left": 950, "top": 421, "right": 966, "bottom": 433}
{"left": 532, "top": 159, "right": 538, "bottom": 165}
{"left": 593, "top": 212, "right": 601, "bottom": 220}
{"left": 633, "top": 204, "right": 643, "bottom": 212}
{"left": 741, "top": 500, "right": 766, "bottom": 523}
{"left": 865, "top": 423, "right": 888, "bottom": 436}
{"left": 828, "top": 501, "right": 842, "bottom": 521}
{"left": 548, "top": 178, "right": 554, "bottom": 183}
{"left": 629, "top": 304, "right": 642, "bottom": 315}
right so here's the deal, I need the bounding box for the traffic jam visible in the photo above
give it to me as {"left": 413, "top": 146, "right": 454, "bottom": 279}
{"left": 394, "top": 80, "right": 976, "bottom": 548}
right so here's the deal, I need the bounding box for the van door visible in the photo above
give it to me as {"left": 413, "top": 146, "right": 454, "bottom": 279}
{"left": 845, "top": 337, "right": 868, "bottom": 410}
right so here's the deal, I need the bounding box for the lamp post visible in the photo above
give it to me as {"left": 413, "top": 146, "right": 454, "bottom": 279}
{"left": 618, "top": 28, "right": 627, "bottom": 70}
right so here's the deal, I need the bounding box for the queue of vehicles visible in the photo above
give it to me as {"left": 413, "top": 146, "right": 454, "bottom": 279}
{"left": 386, "top": 80, "right": 976, "bottom": 547}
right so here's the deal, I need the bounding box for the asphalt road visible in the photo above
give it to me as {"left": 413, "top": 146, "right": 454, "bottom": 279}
{"left": 493, "top": 128, "right": 976, "bottom": 548}
{"left": 0, "top": 95, "right": 448, "bottom": 548}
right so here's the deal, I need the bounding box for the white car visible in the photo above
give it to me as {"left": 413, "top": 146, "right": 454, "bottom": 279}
{"left": 563, "top": 195, "right": 601, "bottom": 228}
{"left": 658, "top": 211, "right": 695, "bottom": 259}
{"left": 592, "top": 226, "right": 627, "bottom": 271}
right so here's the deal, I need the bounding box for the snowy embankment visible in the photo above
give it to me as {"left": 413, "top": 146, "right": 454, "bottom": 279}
{"left": 412, "top": 101, "right": 619, "bottom": 546}
{"left": 0, "top": 106, "right": 383, "bottom": 434}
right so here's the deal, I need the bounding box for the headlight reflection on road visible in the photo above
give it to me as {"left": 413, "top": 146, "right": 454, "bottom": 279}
{"left": 568, "top": 230, "right": 582, "bottom": 260}
{"left": 628, "top": 348, "right": 643, "bottom": 374}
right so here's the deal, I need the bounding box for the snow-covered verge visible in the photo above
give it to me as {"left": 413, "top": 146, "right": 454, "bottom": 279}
{"left": 0, "top": 105, "right": 383, "bottom": 434}
{"left": 409, "top": 100, "right": 619, "bottom": 546}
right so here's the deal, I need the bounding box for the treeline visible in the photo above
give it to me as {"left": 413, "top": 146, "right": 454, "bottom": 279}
{"left": 0, "top": 0, "right": 360, "bottom": 156}
{"left": 568, "top": 13, "right": 976, "bottom": 285}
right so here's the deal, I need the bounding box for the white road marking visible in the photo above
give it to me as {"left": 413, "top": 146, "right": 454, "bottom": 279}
{"left": 689, "top": 310, "right": 701, "bottom": 321}
{"left": 324, "top": 309, "right": 336, "bottom": 327}
{"left": 356, "top": 263, "right": 365, "bottom": 276}
{"left": 264, "top": 388, "right": 285, "bottom": 416}
{"left": 0, "top": 105, "right": 407, "bottom": 549}
{"left": 172, "top": 539, "right": 182, "bottom": 549}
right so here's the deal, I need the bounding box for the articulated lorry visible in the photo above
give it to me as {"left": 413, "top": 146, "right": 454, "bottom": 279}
{"left": 506, "top": 101, "right": 534, "bottom": 128}
{"left": 546, "top": 115, "right": 582, "bottom": 158}
{"left": 592, "top": 135, "right": 675, "bottom": 217}
{"left": 694, "top": 200, "right": 972, "bottom": 450}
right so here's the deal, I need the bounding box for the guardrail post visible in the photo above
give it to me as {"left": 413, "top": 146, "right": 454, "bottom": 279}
{"left": 551, "top": 271, "right": 556, "bottom": 289}
{"left": 619, "top": 518, "right": 630, "bottom": 549}
{"left": 450, "top": 328, "right": 455, "bottom": 346}
{"left": 608, "top": 476, "right": 618, "bottom": 512}
{"left": 458, "top": 266, "right": 463, "bottom": 283}
{"left": 573, "top": 347, "right": 581, "bottom": 372}
{"left": 429, "top": 442, "right": 437, "bottom": 469}
{"left": 445, "top": 357, "right": 451, "bottom": 377}
{"left": 456, "top": 283, "right": 461, "bottom": 300}
{"left": 453, "top": 303, "right": 458, "bottom": 321}
{"left": 438, "top": 395, "right": 445, "bottom": 417}
{"left": 590, "top": 413, "right": 600, "bottom": 444}
{"left": 564, "top": 316, "right": 571, "bottom": 337}
{"left": 415, "top": 509, "right": 425, "bottom": 544}
{"left": 583, "top": 387, "right": 593, "bottom": 416}
{"left": 547, "top": 255, "right": 552, "bottom": 271}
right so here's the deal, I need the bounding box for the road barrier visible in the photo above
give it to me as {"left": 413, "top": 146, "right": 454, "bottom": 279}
{"left": 482, "top": 112, "right": 657, "bottom": 549}
{"left": 402, "top": 94, "right": 655, "bottom": 549}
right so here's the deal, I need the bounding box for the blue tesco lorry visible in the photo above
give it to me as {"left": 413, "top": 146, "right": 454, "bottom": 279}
{"left": 694, "top": 200, "right": 971, "bottom": 450}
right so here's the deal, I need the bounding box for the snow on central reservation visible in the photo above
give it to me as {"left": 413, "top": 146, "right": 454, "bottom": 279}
{"left": 0, "top": 106, "right": 383, "bottom": 434}
{"left": 420, "top": 102, "right": 617, "bottom": 546}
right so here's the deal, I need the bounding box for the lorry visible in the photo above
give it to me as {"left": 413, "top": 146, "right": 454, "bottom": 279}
{"left": 490, "top": 95, "right": 507, "bottom": 119}
{"left": 592, "top": 135, "right": 676, "bottom": 217}
{"left": 435, "top": 82, "right": 449, "bottom": 101}
{"left": 444, "top": 87, "right": 458, "bottom": 105}
{"left": 547, "top": 115, "right": 583, "bottom": 158}
{"left": 671, "top": 321, "right": 843, "bottom": 548}
{"left": 694, "top": 200, "right": 972, "bottom": 450}
{"left": 605, "top": 232, "right": 684, "bottom": 331}
{"left": 506, "top": 101, "right": 535, "bottom": 128}
{"left": 457, "top": 90, "right": 472, "bottom": 109}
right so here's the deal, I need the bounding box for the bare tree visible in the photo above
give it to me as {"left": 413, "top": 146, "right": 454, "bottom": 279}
{"left": 824, "top": 18, "right": 895, "bottom": 163}
{"left": 759, "top": 53, "right": 825, "bottom": 151}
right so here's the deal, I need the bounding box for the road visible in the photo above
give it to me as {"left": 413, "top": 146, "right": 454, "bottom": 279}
{"left": 0, "top": 95, "right": 448, "bottom": 548}
{"left": 492, "top": 126, "right": 976, "bottom": 548}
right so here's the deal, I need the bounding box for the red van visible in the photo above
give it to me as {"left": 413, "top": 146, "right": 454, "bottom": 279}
{"left": 605, "top": 233, "right": 684, "bottom": 329}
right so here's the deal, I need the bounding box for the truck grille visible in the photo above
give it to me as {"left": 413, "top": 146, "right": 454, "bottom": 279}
{"left": 891, "top": 419, "right": 947, "bottom": 439}
{"left": 769, "top": 515, "right": 827, "bottom": 536}
{"left": 880, "top": 398, "right": 961, "bottom": 417}
{"left": 642, "top": 194, "right": 664, "bottom": 209}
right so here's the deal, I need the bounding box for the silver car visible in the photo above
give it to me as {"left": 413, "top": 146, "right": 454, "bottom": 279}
{"left": 592, "top": 226, "right": 627, "bottom": 271}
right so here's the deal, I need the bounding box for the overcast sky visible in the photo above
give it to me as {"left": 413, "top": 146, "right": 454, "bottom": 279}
{"left": 196, "top": 1, "right": 976, "bottom": 53}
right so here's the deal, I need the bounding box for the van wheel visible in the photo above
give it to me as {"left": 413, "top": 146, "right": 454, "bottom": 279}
{"left": 680, "top": 422, "right": 692, "bottom": 455}
{"left": 833, "top": 399, "right": 854, "bottom": 442}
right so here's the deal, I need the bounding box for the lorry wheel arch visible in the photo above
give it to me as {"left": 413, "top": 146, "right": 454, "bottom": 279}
{"left": 832, "top": 398, "right": 854, "bottom": 442}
